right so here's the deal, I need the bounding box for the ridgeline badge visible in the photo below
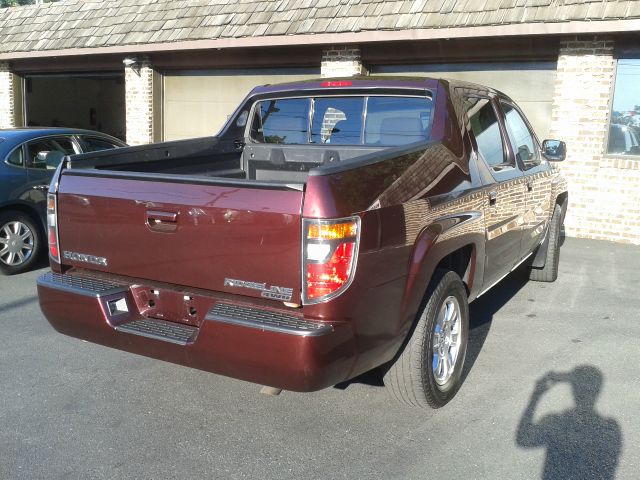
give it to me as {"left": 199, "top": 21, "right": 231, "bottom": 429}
{"left": 63, "top": 250, "right": 108, "bottom": 267}
{"left": 224, "top": 278, "right": 293, "bottom": 301}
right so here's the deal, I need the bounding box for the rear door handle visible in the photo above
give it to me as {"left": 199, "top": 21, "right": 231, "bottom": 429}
{"left": 146, "top": 210, "right": 178, "bottom": 232}
{"left": 32, "top": 184, "right": 49, "bottom": 191}
{"left": 488, "top": 190, "right": 497, "bottom": 206}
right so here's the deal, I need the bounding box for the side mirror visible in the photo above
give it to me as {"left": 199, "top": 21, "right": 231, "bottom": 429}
{"left": 542, "top": 139, "right": 566, "bottom": 162}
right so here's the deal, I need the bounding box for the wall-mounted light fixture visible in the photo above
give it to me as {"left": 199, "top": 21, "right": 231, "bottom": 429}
{"left": 122, "top": 57, "right": 141, "bottom": 76}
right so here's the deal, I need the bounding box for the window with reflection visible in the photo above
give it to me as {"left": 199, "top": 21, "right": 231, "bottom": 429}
{"left": 608, "top": 59, "right": 640, "bottom": 156}
{"left": 465, "top": 96, "right": 507, "bottom": 167}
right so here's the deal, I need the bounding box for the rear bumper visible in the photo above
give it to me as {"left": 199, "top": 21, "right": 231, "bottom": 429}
{"left": 37, "top": 272, "right": 357, "bottom": 392}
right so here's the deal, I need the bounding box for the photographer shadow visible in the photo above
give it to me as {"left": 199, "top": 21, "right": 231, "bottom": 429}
{"left": 516, "top": 366, "right": 621, "bottom": 480}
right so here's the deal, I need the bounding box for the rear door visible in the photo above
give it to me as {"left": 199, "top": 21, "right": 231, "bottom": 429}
{"left": 56, "top": 172, "right": 304, "bottom": 304}
{"left": 463, "top": 94, "right": 527, "bottom": 289}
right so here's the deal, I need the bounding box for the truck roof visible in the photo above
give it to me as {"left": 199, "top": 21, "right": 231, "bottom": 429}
{"left": 250, "top": 75, "right": 502, "bottom": 96}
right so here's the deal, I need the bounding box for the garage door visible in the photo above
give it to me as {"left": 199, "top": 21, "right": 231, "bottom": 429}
{"left": 25, "top": 73, "right": 125, "bottom": 140}
{"left": 163, "top": 68, "right": 320, "bottom": 141}
{"left": 371, "top": 62, "right": 556, "bottom": 139}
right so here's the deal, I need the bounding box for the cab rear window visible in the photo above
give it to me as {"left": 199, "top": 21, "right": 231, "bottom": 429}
{"left": 250, "top": 96, "right": 432, "bottom": 146}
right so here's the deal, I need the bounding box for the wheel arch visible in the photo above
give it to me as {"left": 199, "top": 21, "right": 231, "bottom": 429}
{"left": 0, "top": 201, "right": 46, "bottom": 234}
{"left": 398, "top": 223, "right": 484, "bottom": 346}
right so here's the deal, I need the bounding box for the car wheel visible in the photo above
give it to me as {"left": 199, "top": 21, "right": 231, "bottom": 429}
{"left": 529, "top": 204, "right": 562, "bottom": 283}
{"left": 0, "top": 211, "right": 42, "bottom": 275}
{"left": 384, "top": 270, "right": 469, "bottom": 408}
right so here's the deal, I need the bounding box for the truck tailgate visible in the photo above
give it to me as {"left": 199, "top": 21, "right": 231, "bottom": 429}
{"left": 56, "top": 172, "right": 303, "bottom": 304}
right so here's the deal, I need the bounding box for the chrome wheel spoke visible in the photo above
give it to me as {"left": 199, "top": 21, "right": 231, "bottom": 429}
{"left": 22, "top": 243, "right": 33, "bottom": 251}
{"left": 6, "top": 251, "right": 15, "bottom": 265}
{"left": 1, "top": 225, "right": 12, "bottom": 238}
{"left": 0, "top": 236, "right": 8, "bottom": 245}
{"left": 16, "top": 251, "right": 25, "bottom": 263}
{"left": 432, "top": 295, "right": 463, "bottom": 386}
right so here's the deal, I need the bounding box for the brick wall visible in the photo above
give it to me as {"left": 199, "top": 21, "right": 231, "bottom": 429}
{"left": 0, "top": 61, "right": 14, "bottom": 129}
{"left": 321, "top": 46, "right": 367, "bottom": 78}
{"left": 549, "top": 36, "right": 640, "bottom": 245}
{"left": 125, "top": 56, "right": 153, "bottom": 145}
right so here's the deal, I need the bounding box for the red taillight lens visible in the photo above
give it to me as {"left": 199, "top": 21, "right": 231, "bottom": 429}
{"left": 47, "top": 193, "right": 60, "bottom": 263}
{"left": 303, "top": 217, "right": 360, "bottom": 304}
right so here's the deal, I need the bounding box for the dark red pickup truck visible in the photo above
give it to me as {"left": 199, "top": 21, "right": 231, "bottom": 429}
{"left": 37, "top": 77, "right": 568, "bottom": 407}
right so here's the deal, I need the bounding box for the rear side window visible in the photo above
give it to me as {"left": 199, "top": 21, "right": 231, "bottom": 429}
{"left": 465, "top": 97, "right": 507, "bottom": 167}
{"left": 250, "top": 98, "right": 310, "bottom": 144}
{"left": 6, "top": 146, "right": 24, "bottom": 167}
{"left": 250, "top": 95, "right": 432, "bottom": 147}
{"left": 27, "top": 138, "right": 75, "bottom": 169}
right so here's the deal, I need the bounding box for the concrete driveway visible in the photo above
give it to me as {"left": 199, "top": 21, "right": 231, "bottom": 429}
{"left": 0, "top": 237, "right": 638, "bottom": 479}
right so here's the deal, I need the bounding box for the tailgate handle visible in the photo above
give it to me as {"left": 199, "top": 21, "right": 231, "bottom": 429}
{"left": 146, "top": 210, "right": 178, "bottom": 232}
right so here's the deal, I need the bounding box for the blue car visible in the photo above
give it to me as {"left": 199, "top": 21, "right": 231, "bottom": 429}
{"left": 0, "top": 128, "right": 126, "bottom": 274}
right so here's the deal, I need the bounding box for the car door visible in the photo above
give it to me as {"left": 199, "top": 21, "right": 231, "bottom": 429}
{"left": 498, "top": 100, "right": 551, "bottom": 260}
{"left": 25, "top": 136, "right": 80, "bottom": 219}
{"left": 463, "top": 94, "right": 528, "bottom": 290}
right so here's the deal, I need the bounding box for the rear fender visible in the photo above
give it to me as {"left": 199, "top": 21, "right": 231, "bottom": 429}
{"left": 398, "top": 215, "right": 485, "bottom": 340}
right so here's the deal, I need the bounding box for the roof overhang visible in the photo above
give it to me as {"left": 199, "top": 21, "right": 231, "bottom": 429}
{"left": 1, "top": 19, "right": 639, "bottom": 61}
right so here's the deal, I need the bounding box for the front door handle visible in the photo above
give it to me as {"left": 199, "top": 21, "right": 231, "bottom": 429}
{"left": 488, "top": 190, "right": 497, "bottom": 206}
{"left": 32, "top": 184, "right": 49, "bottom": 191}
{"left": 146, "top": 210, "right": 178, "bottom": 232}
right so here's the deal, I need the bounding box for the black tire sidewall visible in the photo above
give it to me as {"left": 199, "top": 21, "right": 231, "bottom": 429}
{"left": 0, "top": 210, "right": 43, "bottom": 275}
{"left": 421, "top": 272, "right": 470, "bottom": 406}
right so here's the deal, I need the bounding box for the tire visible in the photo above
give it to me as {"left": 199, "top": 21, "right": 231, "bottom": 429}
{"left": 0, "top": 210, "right": 43, "bottom": 275}
{"left": 384, "top": 270, "right": 469, "bottom": 408}
{"left": 529, "top": 204, "right": 562, "bottom": 282}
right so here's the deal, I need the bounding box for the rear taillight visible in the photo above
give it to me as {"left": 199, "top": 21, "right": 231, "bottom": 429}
{"left": 302, "top": 217, "right": 360, "bottom": 304}
{"left": 47, "top": 193, "right": 60, "bottom": 263}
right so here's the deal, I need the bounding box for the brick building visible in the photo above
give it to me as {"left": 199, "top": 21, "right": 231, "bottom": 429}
{"left": 0, "top": 0, "right": 639, "bottom": 243}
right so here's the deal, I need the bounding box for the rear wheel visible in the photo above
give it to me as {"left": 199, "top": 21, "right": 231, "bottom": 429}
{"left": 384, "top": 270, "right": 469, "bottom": 408}
{"left": 0, "top": 211, "right": 42, "bottom": 275}
{"left": 529, "top": 204, "right": 562, "bottom": 282}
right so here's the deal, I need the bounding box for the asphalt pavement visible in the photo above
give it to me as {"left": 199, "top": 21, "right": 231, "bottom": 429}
{"left": 1, "top": 237, "right": 639, "bottom": 479}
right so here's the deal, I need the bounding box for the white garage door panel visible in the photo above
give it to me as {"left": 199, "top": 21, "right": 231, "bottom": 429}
{"left": 372, "top": 62, "right": 557, "bottom": 139}
{"left": 164, "top": 68, "right": 319, "bottom": 141}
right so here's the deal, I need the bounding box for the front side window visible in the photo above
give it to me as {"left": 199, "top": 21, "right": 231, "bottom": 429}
{"left": 80, "top": 136, "right": 121, "bottom": 153}
{"left": 250, "top": 95, "right": 433, "bottom": 147}
{"left": 608, "top": 59, "right": 640, "bottom": 156}
{"left": 465, "top": 96, "right": 508, "bottom": 168}
{"left": 500, "top": 102, "right": 540, "bottom": 167}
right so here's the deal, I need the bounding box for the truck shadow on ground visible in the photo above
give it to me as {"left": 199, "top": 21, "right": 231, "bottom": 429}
{"left": 516, "top": 366, "right": 621, "bottom": 479}
{"left": 335, "top": 265, "right": 532, "bottom": 390}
